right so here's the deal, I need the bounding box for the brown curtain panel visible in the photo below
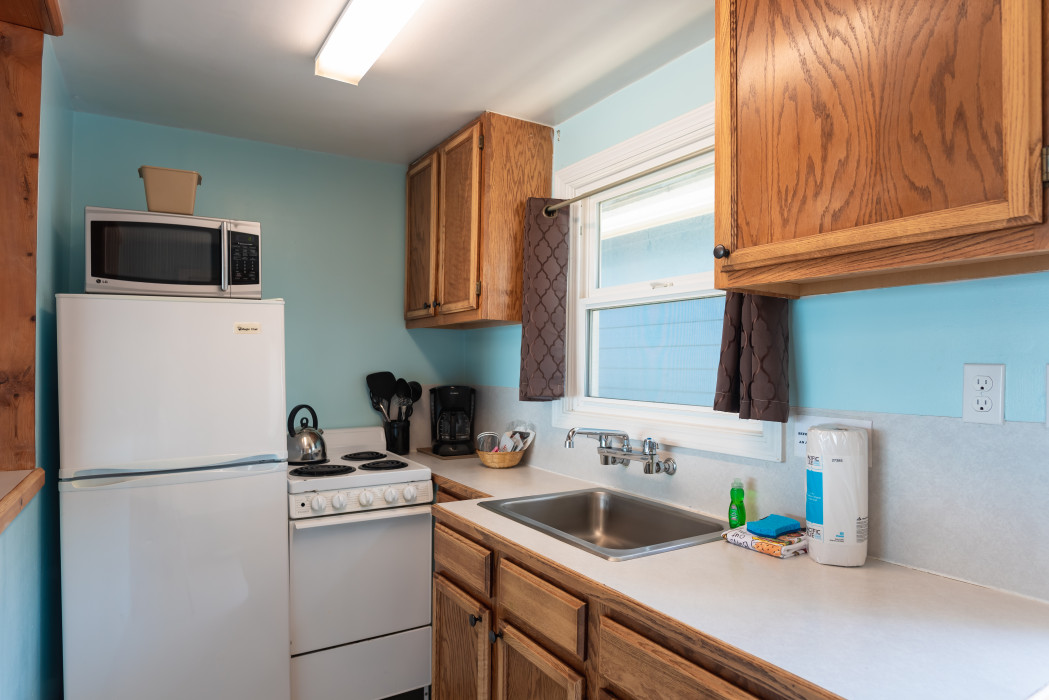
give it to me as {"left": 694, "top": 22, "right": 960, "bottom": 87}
{"left": 519, "top": 198, "right": 569, "bottom": 401}
{"left": 713, "top": 292, "right": 790, "bottom": 423}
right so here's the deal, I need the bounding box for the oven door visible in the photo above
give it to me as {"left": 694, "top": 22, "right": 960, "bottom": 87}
{"left": 289, "top": 504, "right": 432, "bottom": 656}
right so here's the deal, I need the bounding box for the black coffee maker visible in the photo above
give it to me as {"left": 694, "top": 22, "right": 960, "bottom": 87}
{"left": 430, "top": 386, "right": 476, "bottom": 456}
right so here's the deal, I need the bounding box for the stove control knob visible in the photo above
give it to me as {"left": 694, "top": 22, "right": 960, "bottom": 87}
{"left": 403, "top": 486, "right": 418, "bottom": 503}
{"left": 331, "top": 493, "right": 347, "bottom": 510}
{"left": 358, "top": 491, "right": 374, "bottom": 507}
{"left": 310, "top": 495, "right": 326, "bottom": 513}
{"left": 384, "top": 488, "right": 398, "bottom": 504}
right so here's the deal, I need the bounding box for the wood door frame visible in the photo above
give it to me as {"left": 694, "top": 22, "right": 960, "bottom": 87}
{"left": 714, "top": 0, "right": 1044, "bottom": 285}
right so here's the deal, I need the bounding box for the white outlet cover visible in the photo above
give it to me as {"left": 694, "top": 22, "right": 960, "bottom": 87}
{"left": 963, "top": 364, "right": 1004, "bottom": 425}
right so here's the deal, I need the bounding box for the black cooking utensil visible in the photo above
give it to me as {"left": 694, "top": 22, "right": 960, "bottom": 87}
{"left": 365, "top": 372, "right": 397, "bottom": 421}
{"left": 368, "top": 389, "right": 390, "bottom": 422}
{"left": 395, "top": 378, "right": 411, "bottom": 420}
{"left": 405, "top": 380, "right": 422, "bottom": 419}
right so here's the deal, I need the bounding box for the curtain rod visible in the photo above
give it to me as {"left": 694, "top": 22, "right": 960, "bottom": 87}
{"left": 542, "top": 146, "right": 713, "bottom": 217}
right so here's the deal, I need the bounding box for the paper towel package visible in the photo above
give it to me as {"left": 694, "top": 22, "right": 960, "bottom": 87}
{"left": 805, "top": 424, "right": 869, "bottom": 567}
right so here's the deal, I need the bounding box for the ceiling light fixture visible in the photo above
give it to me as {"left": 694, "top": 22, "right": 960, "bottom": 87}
{"left": 315, "top": 0, "right": 427, "bottom": 86}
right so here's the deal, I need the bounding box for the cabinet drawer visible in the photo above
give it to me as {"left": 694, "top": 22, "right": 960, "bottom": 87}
{"left": 434, "top": 523, "right": 492, "bottom": 598}
{"left": 497, "top": 559, "right": 586, "bottom": 660}
{"left": 598, "top": 617, "right": 754, "bottom": 700}
{"left": 435, "top": 490, "right": 460, "bottom": 504}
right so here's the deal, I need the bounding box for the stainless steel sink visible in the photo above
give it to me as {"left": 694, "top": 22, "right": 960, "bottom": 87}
{"left": 479, "top": 488, "right": 727, "bottom": 561}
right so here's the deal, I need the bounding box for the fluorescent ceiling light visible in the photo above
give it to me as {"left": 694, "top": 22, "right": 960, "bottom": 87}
{"left": 315, "top": 0, "right": 426, "bottom": 85}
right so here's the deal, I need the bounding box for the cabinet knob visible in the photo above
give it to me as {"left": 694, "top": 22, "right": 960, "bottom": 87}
{"left": 468, "top": 614, "right": 479, "bottom": 627}
{"left": 433, "top": 301, "right": 442, "bottom": 308}
{"left": 488, "top": 630, "right": 503, "bottom": 644}
{"left": 422, "top": 302, "right": 431, "bottom": 309}
{"left": 713, "top": 245, "right": 730, "bottom": 259}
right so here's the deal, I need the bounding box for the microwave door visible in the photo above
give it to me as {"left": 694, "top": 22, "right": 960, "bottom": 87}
{"left": 86, "top": 212, "right": 228, "bottom": 297}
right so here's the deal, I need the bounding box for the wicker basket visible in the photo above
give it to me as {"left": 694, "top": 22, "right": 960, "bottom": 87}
{"left": 477, "top": 450, "right": 524, "bottom": 469}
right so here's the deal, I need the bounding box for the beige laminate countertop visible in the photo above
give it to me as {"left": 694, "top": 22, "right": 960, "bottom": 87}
{"left": 412, "top": 451, "right": 1049, "bottom": 700}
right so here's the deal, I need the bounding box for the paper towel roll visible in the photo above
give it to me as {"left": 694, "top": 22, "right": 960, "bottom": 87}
{"left": 806, "top": 424, "right": 869, "bottom": 567}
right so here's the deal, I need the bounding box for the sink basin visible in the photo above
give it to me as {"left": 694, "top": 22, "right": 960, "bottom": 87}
{"left": 479, "top": 488, "right": 727, "bottom": 561}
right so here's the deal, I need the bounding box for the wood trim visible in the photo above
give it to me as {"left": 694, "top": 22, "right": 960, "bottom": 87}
{"left": 598, "top": 616, "right": 755, "bottom": 700}
{"left": 434, "top": 521, "right": 493, "bottom": 598}
{"left": 0, "top": 0, "right": 63, "bottom": 36}
{"left": 432, "top": 473, "right": 492, "bottom": 501}
{"left": 497, "top": 558, "right": 587, "bottom": 661}
{"left": 0, "top": 21, "right": 41, "bottom": 471}
{"left": 494, "top": 623, "right": 584, "bottom": 700}
{"left": 0, "top": 468, "right": 45, "bottom": 535}
{"left": 434, "top": 505, "right": 841, "bottom": 700}
{"left": 1002, "top": 0, "right": 1043, "bottom": 222}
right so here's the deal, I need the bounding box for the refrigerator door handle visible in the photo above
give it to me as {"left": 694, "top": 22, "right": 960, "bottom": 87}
{"left": 60, "top": 461, "right": 287, "bottom": 491}
{"left": 220, "top": 221, "right": 230, "bottom": 291}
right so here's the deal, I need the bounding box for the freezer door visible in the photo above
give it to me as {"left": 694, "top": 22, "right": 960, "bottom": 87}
{"left": 57, "top": 294, "right": 286, "bottom": 479}
{"left": 60, "top": 466, "right": 290, "bottom": 700}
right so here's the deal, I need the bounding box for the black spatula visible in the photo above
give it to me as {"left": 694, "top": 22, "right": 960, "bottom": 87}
{"left": 365, "top": 372, "right": 396, "bottom": 421}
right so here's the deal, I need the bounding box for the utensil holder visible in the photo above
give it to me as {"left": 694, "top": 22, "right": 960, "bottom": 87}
{"left": 384, "top": 420, "right": 410, "bottom": 455}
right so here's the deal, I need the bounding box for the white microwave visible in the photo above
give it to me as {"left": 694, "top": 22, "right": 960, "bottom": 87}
{"left": 85, "top": 207, "right": 262, "bottom": 298}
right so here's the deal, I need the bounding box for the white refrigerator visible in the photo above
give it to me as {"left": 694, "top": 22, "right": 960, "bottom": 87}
{"left": 57, "top": 294, "right": 291, "bottom": 700}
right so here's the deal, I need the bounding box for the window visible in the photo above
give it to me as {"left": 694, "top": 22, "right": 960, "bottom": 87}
{"left": 552, "top": 105, "right": 784, "bottom": 460}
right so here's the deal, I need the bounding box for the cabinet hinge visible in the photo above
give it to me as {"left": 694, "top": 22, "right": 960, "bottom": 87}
{"left": 1042, "top": 146, "right": 1049, "bottom": 184}
{"left": 479, "top": 133, "right": 484, "bottom": 150}
{"left": 475, "top": 281, "right": 482, "bottom": 295}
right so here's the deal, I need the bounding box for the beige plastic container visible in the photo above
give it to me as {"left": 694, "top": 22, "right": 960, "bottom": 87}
{"left": 138, "top": 166, "right": 202, "bottom": 215}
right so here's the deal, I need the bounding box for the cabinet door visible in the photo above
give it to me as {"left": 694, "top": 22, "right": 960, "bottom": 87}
{"left": 493, "top": 624, "right": 584, "bottom": 700}
{"left": 715, "top": 0, "right": 1042, "bottom": 293}
{"left": 405, "top": 153, "right": 438, "bottom": 320}
{"left": 437, "top": 122, "right": 482, "bottom": 315}
{"left": 433, "top": 574, "right": 491, "bottom": 700}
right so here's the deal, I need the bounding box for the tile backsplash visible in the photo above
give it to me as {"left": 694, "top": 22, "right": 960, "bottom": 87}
{"left": 416, "top": 384, "right": 1049, "bottom": 603}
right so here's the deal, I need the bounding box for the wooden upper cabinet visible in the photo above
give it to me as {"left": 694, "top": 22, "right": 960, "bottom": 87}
{"left": 715, "top": 0, "right": 1046, "bottom": 297}
{"left": 438, "top": 123, "right": 483, "bottom": 316}
{"left": 404, "top": 112, "right": 553, "bottom": 328}
{"left": 405, "top": 153, "right": 438, "bottom": 320}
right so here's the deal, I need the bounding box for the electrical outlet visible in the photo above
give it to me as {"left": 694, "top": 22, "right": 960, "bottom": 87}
{"left": 963, "top": 364, "right": 1004, "bottom": 425}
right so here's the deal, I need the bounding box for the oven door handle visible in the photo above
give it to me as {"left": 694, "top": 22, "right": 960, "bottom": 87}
{"left": 291, "top": 504, "right": 431, "bottom": 530}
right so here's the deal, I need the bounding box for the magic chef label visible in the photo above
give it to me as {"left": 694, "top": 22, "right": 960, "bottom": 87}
{"left": 234, "top": 322, "right": 261, "bottom": 334}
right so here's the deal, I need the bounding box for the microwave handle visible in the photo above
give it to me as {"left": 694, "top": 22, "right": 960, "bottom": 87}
{"left": 220, "top": 221, "right": 229, "bottom": 291}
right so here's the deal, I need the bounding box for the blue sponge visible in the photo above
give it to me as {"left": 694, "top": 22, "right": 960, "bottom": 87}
{"left": 746, "top": 514, "right": 802, "bottom": 538}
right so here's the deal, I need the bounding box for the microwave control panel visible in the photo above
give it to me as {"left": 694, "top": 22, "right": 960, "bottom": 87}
{"left": 230, "top": 231, "right": 260, "bottom": 285}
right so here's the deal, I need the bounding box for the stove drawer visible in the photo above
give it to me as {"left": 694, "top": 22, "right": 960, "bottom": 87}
{"left": 289, "top": 505, "right": 432, "bottom": 656}
{"left": 291, "top": 625, "right": 431, "bottom": 700}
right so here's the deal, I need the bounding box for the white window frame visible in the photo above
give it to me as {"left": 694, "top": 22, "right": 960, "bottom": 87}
{"left": 551, "top": 104, "right": 785, "bottom": 461}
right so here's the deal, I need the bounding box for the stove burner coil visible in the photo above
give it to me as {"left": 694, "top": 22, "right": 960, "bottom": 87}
{"left": 358, "top": 460, "right": 408, "bottom": 471}
{"left": 341, "top": 451, "right": 387, "bottom": 461}
{"left": 289, "top": 463, "right": 357, "bottom": 477}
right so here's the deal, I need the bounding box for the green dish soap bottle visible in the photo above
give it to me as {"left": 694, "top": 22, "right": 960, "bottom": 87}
{"left": 729, "top": 478, "right": 746, "bottom": 528}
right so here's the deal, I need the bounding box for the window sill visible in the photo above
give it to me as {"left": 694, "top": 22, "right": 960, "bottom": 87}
{"left": 552, "top": 400, "right": 785, "bottom": 462}
{"left": 0, "top": 468, "right": 45, "bottom": 536}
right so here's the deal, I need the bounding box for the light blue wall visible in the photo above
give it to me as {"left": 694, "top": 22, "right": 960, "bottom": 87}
{"left": 69, "top": 114, "right": 466, "bottom": 429}
{"left": 462, "top": 37, "right": 1049, "bottom": 423}
{"left": 1, "top": 38, "right": 69, "bottom": 700}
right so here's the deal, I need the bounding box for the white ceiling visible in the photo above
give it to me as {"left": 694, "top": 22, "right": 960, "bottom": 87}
{"left": 52, "top": 0, "right": 715, "bottom": 164}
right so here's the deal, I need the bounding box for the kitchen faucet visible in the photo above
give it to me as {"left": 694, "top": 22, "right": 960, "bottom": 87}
{"left": 564, "top": 428, "right": 676, "bottom": 475}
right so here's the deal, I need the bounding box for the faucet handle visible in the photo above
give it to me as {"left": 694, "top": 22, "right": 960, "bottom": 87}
{"left": 642, "top": 437, "right": 659, "bottom": 455}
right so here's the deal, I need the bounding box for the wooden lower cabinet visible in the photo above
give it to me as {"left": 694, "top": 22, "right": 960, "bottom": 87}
{"left": 493, "top": 624, "right": 584, "bottom": 700}
{"left": 432, "top": 509, "right": 841, "bottom": 700}
{"left": 433, "top": 574, "right": 491, "bottom": 700}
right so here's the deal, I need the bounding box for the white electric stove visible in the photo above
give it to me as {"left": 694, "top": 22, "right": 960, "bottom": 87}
{"left": 287, "top": 427, "right": 432, "bottom": 700}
